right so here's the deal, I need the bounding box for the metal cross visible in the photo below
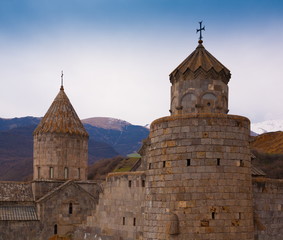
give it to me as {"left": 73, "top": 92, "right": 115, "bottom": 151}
{"left": 196, "top": 21, "right": 205, "bottom": 41}
{"left": 61, "top": 70, "right": 64, "bottom": 87}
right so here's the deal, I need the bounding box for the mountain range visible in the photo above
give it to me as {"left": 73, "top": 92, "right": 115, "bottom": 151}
{"left": 1, "top": 117, "right": 283, "bottom": 181}
{"left": 0, "top": 116, "right": 149, "bottom": 181}
{"left": 251, "top": 120, "right": 283, "bottom": 135}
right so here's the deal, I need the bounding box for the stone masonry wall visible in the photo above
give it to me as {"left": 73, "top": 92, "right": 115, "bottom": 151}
{"left": 0, "top": 221, "right": 40, "bottom": 240}
{"left": 33, "top": 133, "right": 88, "bottom": 181}
{"left": 253, "top": 178, "right": 283, "bottom": 240}
{"left": 80, "top": 171, "right": 146, "bottom": 240}
{"left": 144, "top": 113, "right": 254, "bottom": 240}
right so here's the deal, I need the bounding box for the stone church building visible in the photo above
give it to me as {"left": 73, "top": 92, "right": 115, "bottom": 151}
{"left": 0, "top": 38, "right": 282, "bottom": 240}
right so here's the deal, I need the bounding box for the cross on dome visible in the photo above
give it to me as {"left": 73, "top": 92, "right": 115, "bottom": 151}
{"left": 196, "top": 21, "right": 205, "bottom": 43}
{"left": 60, "top": 70, "right": 64, "bottom": 90}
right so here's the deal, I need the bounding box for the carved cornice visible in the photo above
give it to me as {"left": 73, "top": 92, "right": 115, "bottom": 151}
{"left": 170, "top": 67, "right": 230, "bottom": 84}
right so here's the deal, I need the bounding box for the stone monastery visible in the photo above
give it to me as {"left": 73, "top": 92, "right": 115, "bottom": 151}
{"left": 0, "top": 37, "right": 282, "bottom": 240}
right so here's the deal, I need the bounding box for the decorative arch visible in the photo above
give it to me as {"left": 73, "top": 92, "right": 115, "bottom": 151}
{"left": 201, "top": 92, "right": 217, "bottom": 100}
{"left": 180, "top": 92, "right": 197, "bottom": 111}
{"left": 201, "top": 92, "right": 217, "bottom": 107}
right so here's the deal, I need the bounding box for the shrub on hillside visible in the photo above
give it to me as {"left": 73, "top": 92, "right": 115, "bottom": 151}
{"left": 252, "top": 150, "right": 283, "bottom": 179}
{"left": 87, "top": 156, "right": 124, "bottom": 180}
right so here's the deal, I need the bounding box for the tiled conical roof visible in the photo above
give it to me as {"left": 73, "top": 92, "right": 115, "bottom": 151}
{"left": 170, "top": 41, "right": 231, "bottom": 84}
{"left": 34, "top": 87, "right": 88, "bottom": 137}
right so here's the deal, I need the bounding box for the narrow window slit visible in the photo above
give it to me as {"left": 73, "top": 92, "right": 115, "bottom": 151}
{"left": 69, "top": 203, "right": 73, "bottom": 214}
{"left": 54, "top": 224, "right": 58, "bottom": 235}
{"left": 50, "top": 167, "right": 54, "bottom": 179}
{"left": 64, "top": 167, "right": 68, "bottom": 179}
{"left": 187, "top": 159, "right": 191, "bottom": 166}
{"left": 217, "top": 158, "right": 220, "bottom": 166}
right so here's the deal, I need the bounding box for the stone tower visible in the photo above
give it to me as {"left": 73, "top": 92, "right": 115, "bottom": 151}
{"left": 143, "top": 40, "right": 254, "bottom": 239}
{"left": 33, "top": 85, "right": 89, "bottom": 181}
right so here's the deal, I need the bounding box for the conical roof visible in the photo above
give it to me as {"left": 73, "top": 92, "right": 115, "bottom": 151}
{"left": 170, "top": 41, "right": 231, "bottom": 84}
{"left": 34, "top": 87, "right": 88, "bottom": 137}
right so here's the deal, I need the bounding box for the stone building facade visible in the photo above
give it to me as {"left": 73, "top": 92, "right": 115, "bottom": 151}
{"left": 0, "top": 39, "right": 282, "bottom": 240}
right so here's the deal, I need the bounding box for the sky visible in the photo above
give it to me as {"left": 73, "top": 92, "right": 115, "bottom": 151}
{"left": 0, "top": 0, "right": 283, "bottom": 126}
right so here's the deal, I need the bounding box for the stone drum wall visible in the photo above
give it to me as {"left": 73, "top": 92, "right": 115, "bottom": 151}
{"left": 33, "top": 133, "right": 88, "bottom": 181}
{"left": 143, "top": 113, "right": 254, "bottom": 240}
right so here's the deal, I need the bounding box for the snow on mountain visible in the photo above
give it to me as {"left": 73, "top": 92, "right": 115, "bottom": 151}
{"left": 251, "top": 120, "right": 283, "bottom": 135}
{"left": 82, "top": 117, "right": 131, "bottom": 131}
{"left": 144, "top": 124, "right": 150, "bottom": 129}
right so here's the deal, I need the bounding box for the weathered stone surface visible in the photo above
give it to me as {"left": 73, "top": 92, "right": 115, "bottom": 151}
{"left": 143, "top": 113, "right": 254, "bottom": 240}
{"left": 253, "top": 178, "right": 283, "bottom": 240}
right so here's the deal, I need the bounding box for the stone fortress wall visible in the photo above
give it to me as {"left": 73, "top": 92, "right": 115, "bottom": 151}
{"left": 74, "top": 172, "right": 146, "bottom": 240}
{"left": 253, "top": 178, "right": 283, "bottom": 240}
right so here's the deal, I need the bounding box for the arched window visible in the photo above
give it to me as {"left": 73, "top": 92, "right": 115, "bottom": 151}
{"left": 78, "top": 168, "right": 80, "bottom": 179}
{"left": 38, "top": 167, "right": 40, "bottom": 178}
{"left": 54, "top": 224, "right": 57, "bottom": 235}
{"left": 64, "top": 167, "right": 68, "bottom": 179}
{"left": 69, "top": 203, "right": 73, "bottom": 214}
{"left": 181, "top": 93, "right": 197, "bottom": 113}
{"left": 202, "top": 93, "right": 216, "bottom": 107}
{"left": 50, "top": 167, "right": 54, "bottom": 179}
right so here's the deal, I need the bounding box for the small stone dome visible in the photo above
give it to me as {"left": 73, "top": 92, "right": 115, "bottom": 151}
{"left": 170, "top": 41, "right": 231, "bottom": 84}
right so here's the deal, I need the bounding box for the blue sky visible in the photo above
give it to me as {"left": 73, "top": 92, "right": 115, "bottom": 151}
{"left": 0, "top": 0, "right": 283, "bottom": 125}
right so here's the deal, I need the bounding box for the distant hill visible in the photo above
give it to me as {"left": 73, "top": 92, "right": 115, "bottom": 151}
{"left": 250, "top": 131, "right": 283, "bottom": 154}
{"left": 251, "top": 131, "right": 283, "bottom": 179}
{"left": 0, "top": 125, "right": 35, "bottom": 181}
{"left": 0, "top": 116, "right": 149, "bottom": 181}
{"left": 2, "top": 116, "right": 282, "bottom": 181}
{"left": 83, "top": 117, "right": 149, "bottom": 158}
{"left": 0, "top": 116, "right": 40, "bottom": 131}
